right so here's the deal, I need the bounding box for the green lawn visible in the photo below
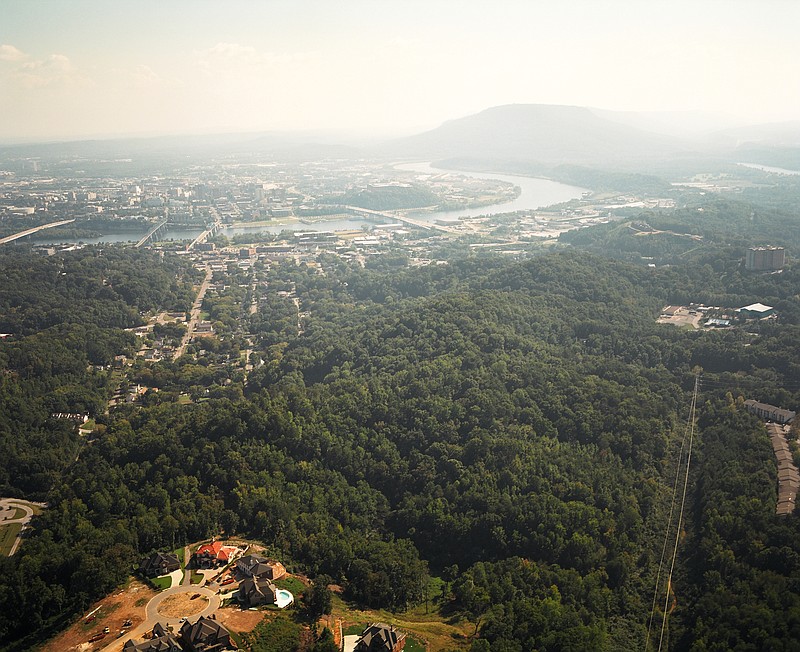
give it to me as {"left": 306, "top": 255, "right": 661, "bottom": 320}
{"left": 8, "top": 507, "right": 26, "bottom": 520}
{"left": 0, "top": 523, "right": 22, "bottom": 556}
{"left": 191, "top": 571, "right": 204, "bottom": 584}
{"left": 343, "top": 624, "right": 364, "bottom": 636}
{"left": 275, "top": 576, "right": 306, "bottom": 596}
{"left": 174, "top": 546, "right": 186, "bottom": 566}
{"left": 150, "top": 575, "right": 173, "bottom": 590}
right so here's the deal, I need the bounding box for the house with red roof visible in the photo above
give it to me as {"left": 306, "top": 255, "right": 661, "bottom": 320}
{"left": 194, "top": 541, "right": 241, "bottom": 569}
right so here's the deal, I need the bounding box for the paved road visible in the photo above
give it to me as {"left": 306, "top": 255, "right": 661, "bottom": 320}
{"left": 182, "top": 546, "right": 192, "bottom": 586}
{"left": 174, "top": 267, "right": 212, "bottom": 360}
{"left": 100, "top": 584, "right": 221, "bottom": 652}
{"left": 0, "top": 499, "right": 41, "bottom": 556}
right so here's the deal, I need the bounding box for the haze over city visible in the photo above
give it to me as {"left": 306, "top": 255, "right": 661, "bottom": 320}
{"left": 2, "top": 0, "right": 799, "bottom": 142}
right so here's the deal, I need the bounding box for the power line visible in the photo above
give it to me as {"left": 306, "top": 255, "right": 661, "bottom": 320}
{"left": 658, "top": 373, "right": 700, "bottom": 652}
{"left": 645, "top": 373, "right": 697, "bottom": 651}
{"left": 698, "top": 375, "right": 800, "bottom": 391}
{"left": 644, "top": 374, "right": 700, "bottom": 652}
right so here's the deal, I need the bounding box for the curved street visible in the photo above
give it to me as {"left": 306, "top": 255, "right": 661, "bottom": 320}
{"left": 100, "top": 583, "right": 221, "bottom": 652}
{"left": 0, "top": 499, "right": 39, "bottom": 556}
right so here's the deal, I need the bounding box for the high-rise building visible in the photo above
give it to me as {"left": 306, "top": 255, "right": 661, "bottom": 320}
{"left": 746, "top": 246, "right": 785, "bottom": 271}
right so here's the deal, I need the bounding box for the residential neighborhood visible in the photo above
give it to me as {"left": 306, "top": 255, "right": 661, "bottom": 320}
{"left": 44, "top": 538, "right": 416, "bottom": 652}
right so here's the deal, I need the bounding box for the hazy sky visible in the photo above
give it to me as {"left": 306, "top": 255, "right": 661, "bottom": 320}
{"left": 1, "top": 0, "right": 799, "bottom": 141}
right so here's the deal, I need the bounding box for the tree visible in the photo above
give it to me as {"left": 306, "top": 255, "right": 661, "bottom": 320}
{"left": 303, "top": 575, "right": 333, "bottom": 621}
{"left": 310, "top": 627, "right": 338, "bottom": 652}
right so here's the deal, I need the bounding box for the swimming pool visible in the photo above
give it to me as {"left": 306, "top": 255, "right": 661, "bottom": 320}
{"left": 275, "top": 589, "right": 294, "bottom": 609}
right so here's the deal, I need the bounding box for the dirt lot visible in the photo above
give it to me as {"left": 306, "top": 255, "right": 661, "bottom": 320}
{"left": 215, "top": 603, "right": 265, "bottom": 633}
{"left": 38, "top": 563, "right": 300, "bottom": 649}
{"left": 41, "top": 579, "right": 157, "bottom": 652}
{"left": 657, "top": 306, "right": 703, "bottom": 329}
{"left": 157, "top": 593, "right": 209, "bottom": 618}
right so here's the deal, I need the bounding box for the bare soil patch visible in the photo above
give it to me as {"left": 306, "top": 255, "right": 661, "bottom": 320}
{"left": 157, "top": 593, "right": 209, "bottom": 618}
{"left": 41, "top": 579, "right": 157, "bottom": 651}
{"left": 215, "top": 605, "right": 265, "bottom": 634}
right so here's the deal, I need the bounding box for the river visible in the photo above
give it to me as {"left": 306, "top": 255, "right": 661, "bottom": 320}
{"left": 738, "top": 162, "right": 800, "bottom": 176}
{"left": 395, "top": 162, "right": 586, "bottom": 223}
{"left": 29, "top": 164, "right": 586, "bottom": 245}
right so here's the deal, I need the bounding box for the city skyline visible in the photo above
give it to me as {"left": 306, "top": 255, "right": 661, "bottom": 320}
{"left": 2, "top": 0, "right": 799, "bottom": 142}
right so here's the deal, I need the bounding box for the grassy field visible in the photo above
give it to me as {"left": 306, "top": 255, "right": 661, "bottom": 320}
{"left": 332, "top": 594, "right": 472, "bottom": 652}
{"left": 0, "top": 523, "right": 22, "bottom": 556}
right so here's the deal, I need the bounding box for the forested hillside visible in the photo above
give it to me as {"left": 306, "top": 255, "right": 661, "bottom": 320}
{"left": 0, "top": 246, "right": 799, "bottom": 651}
{"left": 0, "top": 248, "right": 198, "bottom": 499}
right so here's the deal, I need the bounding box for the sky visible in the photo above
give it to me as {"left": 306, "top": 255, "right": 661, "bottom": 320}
{"left": 1, "top": 0, "right": 799, "bottom": 142}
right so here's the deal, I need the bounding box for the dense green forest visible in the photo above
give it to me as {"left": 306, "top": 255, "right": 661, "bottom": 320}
{"left": 338, "top": 184, "right": 440, "bottom": 210}
{"left": 0, "top": 229, "right": 799, "bottom": 650}
{"left": 0, "top": 248, "right": 198, "bottom": 499}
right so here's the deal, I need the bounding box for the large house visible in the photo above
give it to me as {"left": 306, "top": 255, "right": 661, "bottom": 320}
{"left": 235, "top": 554, "right": 286, "bottom": 580}
{"left": 194, "top": 541, "right": 240, "bottom": 569}
{"left": 179, "top": 616, "right": 232, "bottom": 652}
{"left": 123, "top": 623, "right": 181, "bottom": 652}
{"left": 354, "top": 623, "right": 406, "bottom": 652}
{"left": 237, "top": 576, "right": 278, "bottom": 608}
{"left": 123, "top": 619, "right": 232, "bottom": 652}
{"left": 139, "top": 552, "right": 181, "bottom": 579}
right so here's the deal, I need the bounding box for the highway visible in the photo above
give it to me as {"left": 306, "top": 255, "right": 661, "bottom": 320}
{"left": 0, "top": 219, "right": 76, "bottom": 245}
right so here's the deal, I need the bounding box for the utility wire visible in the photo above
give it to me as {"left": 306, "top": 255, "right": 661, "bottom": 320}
{"left": 645, "top": 375, "right": 695, "bottom": 650}
{"left": 657, "top": 373, "right": 700, "bottom": 652}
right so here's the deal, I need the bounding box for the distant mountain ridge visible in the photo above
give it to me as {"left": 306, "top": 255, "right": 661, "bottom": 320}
{"left": 3, "top": 104, "right": 799, "bottom": 171}
{"left": 382, "top": 104, "right": 690, "bottom": 166}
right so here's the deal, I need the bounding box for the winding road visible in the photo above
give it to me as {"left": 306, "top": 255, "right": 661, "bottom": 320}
{"left": 0, "top": 498, "right": 41, "bottom": 556}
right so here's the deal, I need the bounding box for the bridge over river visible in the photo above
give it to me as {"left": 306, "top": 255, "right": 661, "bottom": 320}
{"left": 135, "top": 220, "right": 169, "bottom": 248}
{"left": 0, "top": 219, "right": 76, "bottom": 245}
{"left": 341, "top": 206, "right": 459, "bottom": 234}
